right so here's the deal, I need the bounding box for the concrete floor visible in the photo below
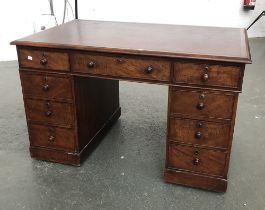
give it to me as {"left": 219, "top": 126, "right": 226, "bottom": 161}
{"left": 0, "top": 37, "right": 264, "bottom": 210}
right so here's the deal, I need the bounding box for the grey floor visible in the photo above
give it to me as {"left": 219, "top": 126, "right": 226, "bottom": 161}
{"left": 0, "top": 38, "right": 265, "bottom": 210}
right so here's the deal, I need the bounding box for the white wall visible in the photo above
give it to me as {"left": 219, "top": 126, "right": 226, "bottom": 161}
{"left": 0, "top": 0, "right": 75, "bottom": 62}
{"left": 1, "top": 0, "right": 264, "bottom": 61}
{"left": 79, "top": 0, "right": 265, "bottom": 36}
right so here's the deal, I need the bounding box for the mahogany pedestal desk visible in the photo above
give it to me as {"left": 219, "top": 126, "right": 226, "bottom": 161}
{"left": 11, "top": 20, "right": 251, "bottom": 192}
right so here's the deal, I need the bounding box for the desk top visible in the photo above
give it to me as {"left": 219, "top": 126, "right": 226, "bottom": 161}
{"left": 11, "top": 19, "right": 251, "bottom": 64}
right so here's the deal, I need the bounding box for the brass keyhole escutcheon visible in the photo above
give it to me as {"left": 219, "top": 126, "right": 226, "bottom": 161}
{"left": 117, "top": 58, "right": 125, "bottom": 64}
{"left": 199, "top": 93, "right": 206, "bottom": 100}
{"left": 44, "top": 76, "right": 48, "bottom": 83}
{"left": 194, "top": 150, "right": 199, "bottom": 156}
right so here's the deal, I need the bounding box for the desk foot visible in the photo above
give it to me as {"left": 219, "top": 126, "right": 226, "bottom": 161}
{"left": 164, "top": 168, "right": 227, "bottom": 192}
{"left": 30, "top": 147, "right": 82, "bottom": 166}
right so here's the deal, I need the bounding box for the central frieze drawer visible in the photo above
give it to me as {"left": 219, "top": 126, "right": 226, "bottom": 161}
{"left": 71, "top": 53, "right": 171, "bottom": 82}
{"left": 169, "top": 88, "right": 237, "bottom": 120}
{"left": 25, "top": 99, "right": 73, "bottom": 127}
{"left": 20, "top": 71, "right": 73, "bottom": 100}
{"left": 173, "top": 62, "right": 241, "bottom": 89}
{"left": 167, "top": 143, "right": 227, "bottom": 177}
{"left": 168, "top": 117, "right": 231, "bottom": 149}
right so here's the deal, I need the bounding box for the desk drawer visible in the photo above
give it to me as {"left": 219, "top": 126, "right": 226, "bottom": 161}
{"left": 19, "top": 49, "right": 70, "bottom": 71}
{"left": 167, "top": 143, "right": 227, "bottom": 177}
{"left": 20, "top": 72, "right": 73, "bottom": 100}
{"left": 71, "top": 53, "right": 171, "bottom": 82}
{"left": 106, "top": 56, "right": 170, "bottom": 81}
{"left": 29, "top": 124, "right": 76, "bottom": 151}
{"left": 71, "top": 54, "right": 107, "bottom": 75}
{"left": 169, "top": 88, "right": 236, "bottom": 120}
{"left": 168, "top": 117, "right": 231, "bottom": 149}
{"left": 173, "top": 62, "right": 241, "bottom": 89}
{"left": 25, "top": 99, "right": 73, "bottom": 127}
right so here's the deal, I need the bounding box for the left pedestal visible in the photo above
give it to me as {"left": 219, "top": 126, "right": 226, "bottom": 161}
{"left": 18, "top": 47, "right": 120, "bottom": 166}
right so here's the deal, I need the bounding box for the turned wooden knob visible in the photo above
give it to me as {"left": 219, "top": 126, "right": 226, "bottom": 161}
{"left": 43, "top": 84, "right": 49, "bottom": 91}
{"left": 45, "top": 110, "right": 53, "bottom": 117}
{"left": 197, "top": 121, "right": 203, "bottom": 128}
{"left": 87, "top": 61, "right": 96, "bottom": 68}
{"left": 145, "top": 66, "right": 153, "bottom": 74}
{"left": 201, "top": 73, "right": 209, "bottom": 82}
{"left": 48, "top": 135, "right": 55, "bottom": 142}
{"left": 197, "top": 102, "right": 205, "bottom": 110}
{"left": 45, "top": 101, "right": 51, "bottom": 107}
{"left": 193, "top": 157, "right": 200, "bottom": 166}
{"left": 40, "top": 57, "right": 48, "bottom": 66}
{"left": 195, "top": 131, "right": 202, "bottom": 139}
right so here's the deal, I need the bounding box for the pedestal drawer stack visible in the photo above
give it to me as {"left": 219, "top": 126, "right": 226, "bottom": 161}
{"left": 18, "top": 48, "right": 79, "bottom": 165}
{"left": 165, "top": 61, "right": 244, "bottom": 192}
{"left": 17, "top": 47, "right": 121, "bottom": 166}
